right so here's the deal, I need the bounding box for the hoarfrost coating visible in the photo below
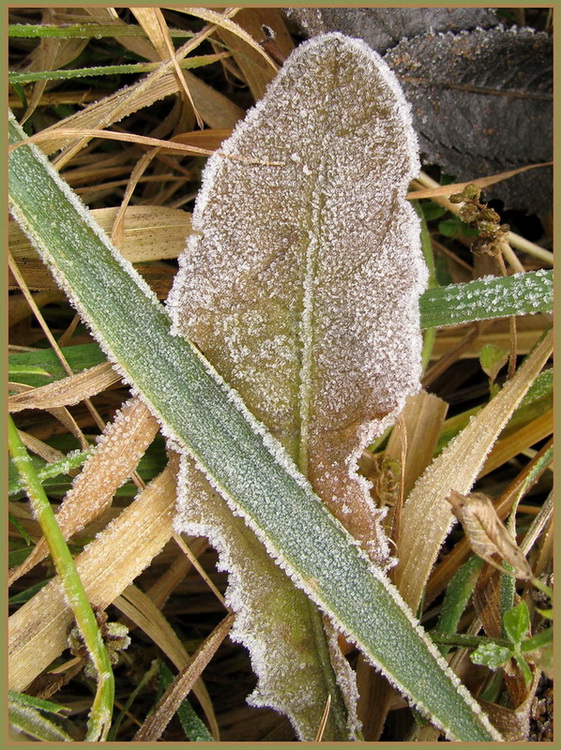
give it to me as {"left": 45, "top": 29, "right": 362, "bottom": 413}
{"left": 168, "top": 33, "right": 428, "bottom": 569}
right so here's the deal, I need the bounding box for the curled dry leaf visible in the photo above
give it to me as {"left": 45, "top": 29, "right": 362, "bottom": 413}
{"left": 447, "top": 490, "right": 532, "bottom": 580}
{"left": 168, "top": 32, "right": 427, "bottom": 738}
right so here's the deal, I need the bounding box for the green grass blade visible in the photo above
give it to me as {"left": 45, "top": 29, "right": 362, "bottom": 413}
{"left": 8, "top": 112, "right": 500, "bottom": 741}
{"left": 9, "top": 54, "right": 227, "bottom": 85}
{"left": 9, "top": 23, "right": 194, "bottom": 39}
{"left": 9, "top": 449, "right": 92, "bottom": 496}
{"left": 9, "top": 343, "right": 107, "bottom": 387}
{"left": 420, "top": 270, "right": 553, "bottom": 329}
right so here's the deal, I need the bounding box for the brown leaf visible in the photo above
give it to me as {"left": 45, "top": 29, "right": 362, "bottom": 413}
{"left": 447, "top": 490, "right": 532, "bottom": 579}
{"left": 168, "top": 32, "right": 427, "bottom": 566}
{"left": 394, "top": 329, "right": 552, "bottom": 611}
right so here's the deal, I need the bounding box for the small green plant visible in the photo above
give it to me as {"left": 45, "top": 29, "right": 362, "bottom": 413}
{"left": 471, "top": 601, "right": 552, "bottom": 685}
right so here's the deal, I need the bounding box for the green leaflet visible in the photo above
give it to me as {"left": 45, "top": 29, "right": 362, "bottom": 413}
{"left": 8, "top": 38, "right": 500, "bottom": 742}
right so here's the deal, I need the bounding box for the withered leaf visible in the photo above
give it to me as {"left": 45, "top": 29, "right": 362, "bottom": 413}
{"left": 288, "top": 11, "right": 552, "bottom": 214}
{"left": 167, "top": 32, "right": 427, "bottom": 738}
{"left": 286, "top": 7, "right": 498, "bottom": 54}
{"left": 385, "top": 26, "right": 552, "bottom": 213}
{"left": 447, "top": 490, "right": 532, "bottom": 579}
{"left": 169, "top": 32, "right": 427, "bottom": 565}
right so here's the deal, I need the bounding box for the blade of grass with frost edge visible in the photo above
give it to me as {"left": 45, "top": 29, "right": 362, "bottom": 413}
{"left": 8, "top": 418, "right": 114, "bottom": 741}
{"left": 421, "top": 271, "right": 553, "bottom": 329}
{"left": 8, "top": 113, "right": 501, "bottom": 741}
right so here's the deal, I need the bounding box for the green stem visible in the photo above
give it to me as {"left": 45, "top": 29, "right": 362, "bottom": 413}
{"left": 8, "top": 416, "right": 114, "bottom": 741}
{"left": 431, "top": 626, "right": 553, "bottom": 655}
{"left": 430, "top": 632, "right": 512, "bottom": 650}
{"left": 9, "top": 54, "right": 226, "bottom": 85}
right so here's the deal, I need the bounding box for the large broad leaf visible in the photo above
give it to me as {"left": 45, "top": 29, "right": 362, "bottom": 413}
{"left": 8, "top": 34, "right": 501, "bottom": 741}
{"left": 168, "top": 32, "right": 427, "bottom": 567}
{"left": 385, "top": 26, "right": 552, "bottom": 213}
{"left": 166, "top": 31, "right": 430, "bottom": 737}
{"left": 289, "top": 11, "right": 552, "bottom": 214}
{"left": 167, "top": 33, "right": 427, "bottom": 736}
{"left": 286, "top": 7, "right": 498, "bottom": 54}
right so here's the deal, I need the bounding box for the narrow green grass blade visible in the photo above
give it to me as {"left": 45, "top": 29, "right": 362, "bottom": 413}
{"left": 8, "top": 112, "right": 500, "bottom": 742}
{"left": 420, "top": 270, "right": 553, "bottom": 329}
{"left": 9, "top": 343, "right": 107, "bottom": 387}
{"left": 9, "top": 449, "right": 91, "bottom": 496}
{"left": 9, "top": 54, "right": 226, "bottom": 85}
{"left": 9, "top": 23, "right": 194, "bottom": 39}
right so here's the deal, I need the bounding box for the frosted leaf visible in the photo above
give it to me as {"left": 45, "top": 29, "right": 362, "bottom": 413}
{"left": 174, "top": 454, "right": 353, "bottom": 740}
{"left": 168, "top": 32, "right": 427, "bottom": 566}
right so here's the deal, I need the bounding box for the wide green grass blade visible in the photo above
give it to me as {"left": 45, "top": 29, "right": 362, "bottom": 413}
{"left": 8, "top": 112, "right": 500, "bottom": 741}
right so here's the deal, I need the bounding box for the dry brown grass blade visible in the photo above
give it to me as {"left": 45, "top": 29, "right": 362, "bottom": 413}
{"left": 213, "top": 8, "right": 294, "bottom": 101}
{"left": 172, "top": 533, "right": 226, "bottom": 607}
{"left": 8, "top": 383, "right": 89, "bottom": 450}
{"left": 17, "top": 430, "right": 66, "bottom": 465}
{"left": 384, "top": 391, "right": 449, "bottom": 503}
{"left": 172, "top": 128, "right": 232, "bottom": 151}
{"left": 394, "top": 329, "right": 552, "bottom": 611}
{"left": 9, "top": 291, "right": 64, "bottom": 324}
{"left": 473, "top": 569, "right": 504, "bottom": 640}
{"left": 34, "top": 63, "right": 243, "bottom": 163}
{"left": 478, "top": 410, "right": 553, "bottom": 478}
{"left": 8, "top": 460, "right": 177, "bottom": 692}
{"left": 145, "top": 539, "right": 207, "bottom": 609}
{"left": 356, "top": 390, "right": 448, "bottom": 740}
{"left": 9, "top": 362, "right": 121, "bottom": 413}
{"left": 429, "top": 316, "right": 552, "bottom": 361}
{"left": 8, "top": 260, "right": 176, "bottom": 298}
{"left": 9, "top": 207, "right": 192, "bottom": 283}
{"left": 407, "top": 162, "right": 553, "bottom": 200}
{"left": 134, "top": 612, "right": 235, "bottom": 742}
{"left": 9, "top": 90, "right": 101, "bottom": 110}
{"left": 110, "top": 153, "right": 162, "bottom": 250}
{"left": 531, "top": 514, "right": 553, "bottom": 584}
{"left": 314, "top": 693, "right": 332, "bottom": 742}
{"left": 423, "top": 322, "right": 493, "bottom": 387}
{"left": 44, "top": 19, "right": 230, "bottom": 168}
{"left": 115, "top": 585, "right": 219, "bottom": 739}
{"left": 9, "top": 398, "right": 159, "bottom": 584}
{"left": 131, "top": 7, "right": 203, "bottom": 128}
{"left": 175, "top": 6, "right": 278, "bottom": 73}
{"left": 13, "top": 128, "right": 216, "bottom": 158}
